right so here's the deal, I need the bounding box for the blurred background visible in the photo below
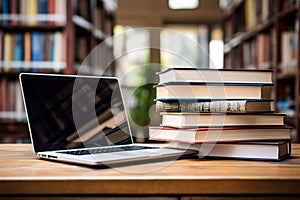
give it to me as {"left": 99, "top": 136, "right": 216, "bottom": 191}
{"left": 0, "top": 0, "right": 299, "bottom": 143}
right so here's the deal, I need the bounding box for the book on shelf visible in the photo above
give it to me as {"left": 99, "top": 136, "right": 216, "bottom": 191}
{"left": 160, "top": 112, "right": 286, "bottom": 128}
{"left": 148, "top": 126, "right": 292, "bottom": 143}
{"left": 0, "top": 0, "right": 66, "bottom": 25}
{"left": 245, "top": 0, "right": 257, "bottom": 29}
{"left": 0, "top": 78, "right": 25, "bottom": 122}
{"left": 0, "top": 32, "right": 66, "bottom": 71}
{"left": 156, "top": 82, "right": 273, "bottom": 100}
{"left": 31, "top": 32, "right": 44, "bottom": 61}
{"left": 157, "top": 68, "right": 273, "bottom": 84}
{"left": 13, "top": 33, "right": 24, "bottom": 69}
{"left": 256, "top": 33, "right": 271, "bottom": 70}
{"left": 155, "top": 99, "right": 274, "bottom": 113}
{"left": 242, "top": 40, "right": 255, "bottom": 69}
{"left": 280, "top": 31, "right": 297, "bottom": 74}
{"left": 3, "top": 32, "right": 13, "bottom": 72}
{"left": 170, "top": 140, "right": 290, "bottom": 161}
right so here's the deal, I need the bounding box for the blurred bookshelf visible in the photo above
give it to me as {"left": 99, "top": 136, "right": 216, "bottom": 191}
{"left": 0, "top": 0, "right": 116, "bottom": 143}
{"left": 221, "top": 0, "right": 300, "bottom": 142}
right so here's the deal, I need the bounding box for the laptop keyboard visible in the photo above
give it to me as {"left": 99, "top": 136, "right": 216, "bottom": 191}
{"left": 57, "top": 146, "right": 159, "bottom": 156}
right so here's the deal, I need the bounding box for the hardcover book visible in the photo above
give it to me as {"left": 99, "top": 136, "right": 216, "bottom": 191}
{"left": 156, "top": 82, "right": 272, "bottom": 100}
{"left": 157, "top": 68, "right": 273, "bottom": 84}
{"left": 149, "top": 126, "right": 292, "bottom": 143}
{"left": 171, "top": 140, "right": 290, "bottom": 161}
{"left": 160, "top": 112, "right": 286, "bottom": 128}
{"left": 156, "top": 99, "right": 273, "bottom": 113}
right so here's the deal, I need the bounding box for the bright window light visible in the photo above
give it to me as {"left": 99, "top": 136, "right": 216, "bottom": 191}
{"left": 168, "top": 0, "right": 199, "bottom": 10}
{"left": 209, "top": 40, "right": 224, "bottom": 69}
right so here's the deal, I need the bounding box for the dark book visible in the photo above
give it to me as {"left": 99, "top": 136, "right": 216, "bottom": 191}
{"left": 13, "top": 33, "right": 24, "bottom": 69}
{"left": 156, "top": 82, "right": 273, "bottom": 100}
{"left": 1, "top": 0, "right": 9, "bottom": 25}
{"left": 156, "top": 99, "right": 273, "bottom": 113}
{"left": 171, "top": 140, "right": 291, "bottom": 161}
{"left": 38, "top": 0, "right": 47, "bottom": 24}
{"left": 149, "top": 125, "right": 292, "bottom": 143}
{"left": 0, "top": 31, "right": 3, "bottom": 73}
{"left": 160, "top": 112, "right": 286, "bottom": 128}
{"left": 157, "top": 68, "right": 273, "bottom": 84}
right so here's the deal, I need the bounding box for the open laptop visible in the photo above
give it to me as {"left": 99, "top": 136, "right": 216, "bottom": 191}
{"left": 19, "top": 73, "right": 196, "bottom": 166}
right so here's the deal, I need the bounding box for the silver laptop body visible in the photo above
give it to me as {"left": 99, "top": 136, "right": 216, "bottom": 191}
{"left": 19, "top": 73, "right": 195, "bottom": 166}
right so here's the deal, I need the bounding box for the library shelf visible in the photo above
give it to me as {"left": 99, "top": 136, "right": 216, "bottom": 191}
{"left": 0, "top": 0, "right": 116, "bottom": 143}
{"left": 222, "top": 0, "right": 300, "bottom": 142}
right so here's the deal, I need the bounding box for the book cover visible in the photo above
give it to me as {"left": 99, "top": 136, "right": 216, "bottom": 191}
{"left": 160, "top": 112, "right": 286, "bottom": 128}
{"left": 47, "top": 0, "right": 55, "bottom": 25}
{"left": 55, "top": 0, "right": 66, "bottom": 25}
{"left": 31, "top": 32, "right": 44, "bottom": 61}
{"left": 148, "top": 125, "right": 292, "bottom": 144}
{"left": 171, "top": 140, "right": 290, "bottom": 161}
{"left": 43, "top": 33, "right": 50, "bottom": 61}
{"left": 157, "top": 68, "right": 273, "bottom": 84}
{"left": 38, "top": 0, "right": 47, "bottom": 24}
{"left": 0, "top": 78, "right": 8, "bottom": 113}
{"left": 13, "top": 33, "right": 24, "bottom": 69}
{"left": 1, "top": 0, "right": 9, "bottom": 25}
{"left": 24, "top": 32, "right": 31, "bottom": 69}
{"left": 27, "top": 0, "right": 37, "bottom": 26}
{"left": 155, "top": 99, "right": 273, "bottom": 113}
{"left": 3, "top": 33, "right": 13, "bottom": 72}
{"left": 0, "top": 31, "right": 3, "bottom": 73}
{"left": 156, "top": 82, "right": 273, "bottom": 100}
{"left": 9, "top": 0, "right": 18, "bottom": 25}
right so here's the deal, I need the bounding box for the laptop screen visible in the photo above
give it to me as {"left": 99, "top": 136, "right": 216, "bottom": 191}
{"left": 20, "top": 74, "right": 132, "bottom": 152}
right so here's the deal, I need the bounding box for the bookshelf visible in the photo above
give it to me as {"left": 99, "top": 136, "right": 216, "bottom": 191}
{"left": 221, "top": 0, "right": 300, "bottom": 142}
{"left": 0, "top": 0, "right": 116, "bottom": 143}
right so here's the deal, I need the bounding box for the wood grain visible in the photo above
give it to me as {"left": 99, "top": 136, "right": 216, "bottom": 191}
{"left": 0, "top": 144, "right": 300, "bottom": 196}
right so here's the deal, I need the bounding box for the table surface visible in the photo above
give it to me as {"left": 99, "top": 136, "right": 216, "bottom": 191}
{"left": 0, "top": 144, "right": 300, "bottom": 196}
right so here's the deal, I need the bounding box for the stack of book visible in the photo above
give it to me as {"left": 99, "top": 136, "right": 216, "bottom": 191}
{"left": 149, "top": 68, "right": 292, "bottom": 161}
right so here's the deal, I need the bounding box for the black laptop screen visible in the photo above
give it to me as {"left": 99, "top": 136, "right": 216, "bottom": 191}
{"left": 20, "top": 74, "right": 132, "bottom": 152}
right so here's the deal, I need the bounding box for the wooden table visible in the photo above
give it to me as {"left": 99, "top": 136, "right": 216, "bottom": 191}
{"left": 0, "top": 144, "right": 300, "bottom": 199}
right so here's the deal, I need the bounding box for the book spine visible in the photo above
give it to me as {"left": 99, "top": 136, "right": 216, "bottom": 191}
{"left": 156, "top": 100, "right": 247, "bottom": 113}
{"left": 1, "top": 0, "right": 9, "bottom": 25}
{"left": 27, "top": 0, "right": 37, "bottom": 26}
{"left": 47, "top": 0, "right": 55, "bottom": 25}
{"left": 37, "top": 0, "right": 47, "bottom": 24}
{"left": 24, "top": 32, "right": 31, "bottom": 69}
{"left": 13, "top": 33, "right": 24, "bottom": 69}
{"left": 3, "top": 33, "right": 13, "bottom": 72}
{"left": 0, "top": 31, "right": 3, "bottom": 73}
{"left": 31, "top": 32, "right": 44, "bottom": 61}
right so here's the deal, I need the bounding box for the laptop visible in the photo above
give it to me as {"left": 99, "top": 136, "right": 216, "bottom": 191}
{"left": 19, "top": 73, "right": 196, "bottom": 166}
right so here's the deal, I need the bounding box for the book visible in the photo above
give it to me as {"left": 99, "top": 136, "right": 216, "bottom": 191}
{"left": 1, "top": 0, "right": 9, "bottom": 25}
{"left": 148, "top": 126, "right": 292, "bottom": 143}
{"left": 55, "top": 0, "right": 66, "bottom": 25}
{"left": 27, "top": 0, "right": 37, "bottom": 26}
{"left": 170, "top": 140, "right": 290, "bottom": 161}
{"left": 160, "top": 113, "right": 286, "bottom": 128}
{"left": 156, "top": 82, "right": 272, "bottom": 100}
{"left": 0, "top": 31, "right": 2, "bottom": 73}
{"left": 280, "top": 31, "right": 297, "bottom": 74}
{"left": 37, "top": 0, "right": 47, "bottom": 24}
{"left": 157, "top": 68, "right": 273, "bottom": 84}
{"left": 24, "top": 32, "right": 31, "bottom": 67}
{"left": 31, "top": 32, "right": 44, "bottom": 61}
{"left": 13, "top": 33, "right": 24, "bottom": 69}
{"left": 244, "top": 0, "right": 256, "bottom": 29}
{"left": 156, "top": 99, "right": 273, "bottom": 113}
{"left": 3, "top": 33, "right": 13, "bottom": 72}
{"left": 47, "top": 0, "right": 55, "bottom": 25}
